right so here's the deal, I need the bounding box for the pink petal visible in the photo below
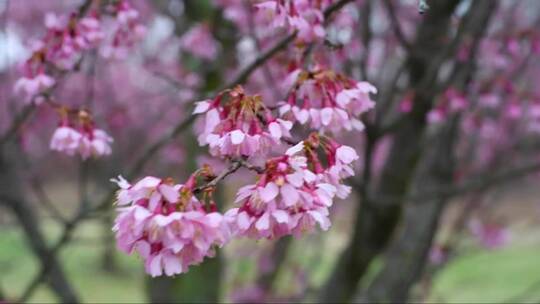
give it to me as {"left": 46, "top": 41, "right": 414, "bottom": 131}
{"left": 148, "top": 255, "right": 163, "bottom": 277}
{"left": 134, "top": 176, "right": 161, "bottom": 189}
{"left": 136, "top": 240, "right": 150, "bottom": 258}
{"left": 286, "top": 171, "right": 304, "bottom": 187}
{"left": 193, "top": 101, "right": 210, "bottom": 114}
{"left": 230, "top": 130, "right": 246, "bottom": 145}
{"left": 260, "top": 182, "right": 279, "bottom": 202}
{"left": 336, "top": 146, "right": 359, "bottom": 164}
{"left": 148, "top": 191, "right": 162, "bottom": 211}
{"left": 255, "top": 212, "right": 270, "bottom": 231}
{"left": 163, "top": 254, "right": 183, "bottom": 276}
{"left": 268, "top": 122, "right": 282, "bottom": 138}
{"left": 237, "top": 211, "right": 251, "bottom": 230}
{"left": 286, "top": 141, "right": 304, "bottom": 156}
{"left": 272, "top": 210, "right": 289, "bottom": 224}
{"left": 159, "top": 184, "right": 179, "bottom": 203}
{"left": 321, "top": 108, "right": 333, "bottom": 126}
{"left": 281, "top": 183, "right": 300, "bottom": 207}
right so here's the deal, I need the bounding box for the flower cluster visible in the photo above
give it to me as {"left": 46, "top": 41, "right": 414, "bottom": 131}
{"left": 279, "top": 67, "right": 376, "bottom": 132}
{"left": 109, "top": 1, "right": 373, "bottom": 278}
{"left": 113, "top": 68, "right": 369, "bottom": 275}
{"left": 194, "top": 86, "right": 293, "bottom": 158}
{"left": 255, "top": 0, "right": 330, "bottom": 43}
{"left": 226, "top": 135, "right": 358, "bottom": 240}
{"left": 15, "top": 0, "right": 145, "bottom": 102}
{"left": 15, "top": 0, "right": 146, "bottom": 160}
{"left": 15, "top": 12, "right": 103, "bottom": 102}
{"left": 100, "top": 0, "right": 146, "bottom": 59}
{"left": 112, "top": 175, "right": 230, "bottom": 277}
{"left": 50, "top": 109, "right": 113, "bottom": 159}
{"left": 112, "top": 140, "right": 358, "bottom": 276}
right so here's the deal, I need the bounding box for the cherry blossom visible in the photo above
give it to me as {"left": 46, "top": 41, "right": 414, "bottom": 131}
{"left": 49, "top": 110, "right": 113, "bottom": 159}
{"left": 112, "top": 175, "right": 230, "bottom": 277}
{"left": 255, "top": 0, "right": 329, "bottom": 43}
{"left": 278, "top": 67, "right": 376, "bottom": 132}
{"left": 194, "top": 86, "right": 293, "bottom": 158}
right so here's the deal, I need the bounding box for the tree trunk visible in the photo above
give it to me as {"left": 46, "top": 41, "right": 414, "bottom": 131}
{"left": 358, "top": 117, "right": 458, "bottom": 302}
{"left": 100, "top": 212, "right": 119, "bottom": 273}
{"left": 320, "top": 1, "right": 461, "bottom": 302}
{"left": 358, "top": 2, "right": 497, "bottom": 300}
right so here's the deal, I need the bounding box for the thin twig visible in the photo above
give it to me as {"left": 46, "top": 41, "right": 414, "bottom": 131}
{"left": 375, "top": 160, "right": 540, "bottom": 206}
{"left": 194, "top": 162, "right": 242, "bottom": 194}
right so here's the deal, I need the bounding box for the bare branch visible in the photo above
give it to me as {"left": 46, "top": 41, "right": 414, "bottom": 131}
{"left": 382, "top": 0, "right": 412, "bottom": 51}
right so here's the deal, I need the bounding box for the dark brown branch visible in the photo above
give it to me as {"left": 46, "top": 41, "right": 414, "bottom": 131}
{"left": 0, "top": 104, "right": 36, "bottom": 146}
{"left": 320, "top": 1, "right": 463, "bottom": 301}
{"left": 324, "top": 0, "right": 354, "bottom": 22}
{"left": 194, "top": 161, "right": 242, "bottom": 194}
{"left": 194, "top": 158, "right": 264, "bottom": 194}
{"left": 383, "top": 0, "right": 412, "bottom": 51}
{"left": 228, "top": 33, "right": 296, "bottom": 87}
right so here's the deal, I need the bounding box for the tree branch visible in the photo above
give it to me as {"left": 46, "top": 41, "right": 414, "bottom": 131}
{"left": 382, "top": 0, "right": 412, "bottom": 51}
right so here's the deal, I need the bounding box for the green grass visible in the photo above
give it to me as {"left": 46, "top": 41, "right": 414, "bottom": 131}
{"left": 431, "top": 245, "right": 540, "bottom": 303}
{"left": 2, "top": 220, "right": 540, "bottom": 303}
{"left": 0, "top": 221, "right": 146, "bottom": 303}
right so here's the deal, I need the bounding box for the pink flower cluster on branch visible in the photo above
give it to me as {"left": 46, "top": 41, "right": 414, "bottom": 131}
{"left": 104, "top": 0, "right": 376, "bottom": 277}
{"left": 100, "top": 0, "right": 146, "bottom": 59}
{"left": 14, "top": 0, "right": 146, "bottom": 159}
{"left": 194, "top": 86, "right": 293, "bottom": 158}
{"left": 50, "top": 108, "right": 113, "bottom": 159}
{"left": 226, "top": 136, "right": 358, "bottom": 239}
{"left": 279, "top": 67, "right": 376, "bottom": 132}
{"left": 113, "top": 81, "right": 367, "bottom": 276}
{"left": 112, "top": 174, "right": 229, "bottom": 277}
{"left": 255, "top": 0, "right": 331, "bottom": 43}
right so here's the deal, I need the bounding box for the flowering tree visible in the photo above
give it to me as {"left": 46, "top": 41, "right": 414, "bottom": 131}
{"left": 1, "top": 0, "right": 540, "bottom": 302}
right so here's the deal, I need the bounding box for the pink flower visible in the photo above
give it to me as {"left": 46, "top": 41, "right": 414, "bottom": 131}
{"left": 317, "top": 143, "right": 359, "bottom": 199}
{"left": 112, "top": 176, "right": 230, "bottom": 277}
{"left": 78, "top": 128, "right": 114, "bottom": 159}
{"left": 335, "top": 82, "right": 377, "bottom": 116}
{"left": 194, "top": 86, "right": 292, "bottom": 158}
{"left": 14, "top": 73, "right": 55, "bottom": 103}
{"left": 49, "top": 125, "right": 113, "bottom": 159}
{"left": 99, "top": 0, "right": 146, "bottom": 59}
{"left": 50, "top": 126, "right": 83, "bottom": 155}
{"left": 111, "top": 175, "right": 179, "bottom": 208}
{"left": 279, "top": 68, "right": 376, "bottom": 132}
{"left": 268, "top": 118, "right": 293, "bottom": 140}
{"left": 226, "top": 143, "right": 338, "bottom": 239}
{"left": 255, "top": 0, "right": 328, "bottom": 43}
{"left": 180, "top": 24, "right": 219, "bottom": 60}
